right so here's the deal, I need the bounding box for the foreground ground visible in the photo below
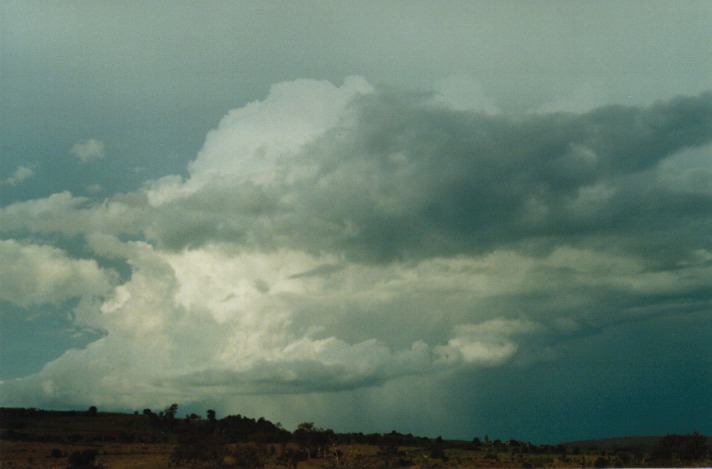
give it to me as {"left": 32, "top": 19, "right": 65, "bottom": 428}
{"left": 0, "top": 439, "right": 659, "bottom": 468}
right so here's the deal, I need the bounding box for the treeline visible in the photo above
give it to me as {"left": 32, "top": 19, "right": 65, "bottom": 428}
{"left": 1, "top": 406, "right": 710, "bottom": 468}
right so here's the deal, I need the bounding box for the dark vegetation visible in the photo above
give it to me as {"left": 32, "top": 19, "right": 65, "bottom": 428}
{"left": 1, "top": 406, "right": 710, "bottom": 468}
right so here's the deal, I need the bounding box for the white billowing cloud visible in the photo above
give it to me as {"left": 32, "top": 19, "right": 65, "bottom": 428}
{"left": 0, "top": 242, "right": 225, "bottom": 408}
{"left": 0, "top": 238, "right": 559, "bottom": 405}
{"left": 5, "top": 235, "right": 711, "bottom": 408}
{"left": 435, "top": 319, "right": 543, "bottom": 366}
{"left": 2, "top": 165, "right": 35, "bottom": 185}
{"left": 0, "top": 191, "right": 148, "bottom": 238}
{"left": 0, "top": 239, "right": 115, "bottom": 308}
{"left": 149, "top": 76, "right": 373, "bottom": 206}
{"left": 0, "top": 241, "right": 543, "bottom": 407}
{"left": 0, "top": 192, "right": 93, "bottom": 236}
{"left": 70, "top": 138, "right": 105, "bottom": 162}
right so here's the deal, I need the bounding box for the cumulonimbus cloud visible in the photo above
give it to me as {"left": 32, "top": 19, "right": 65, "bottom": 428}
{"left": 1, "top": 78, "right": 711, "bottom": 419}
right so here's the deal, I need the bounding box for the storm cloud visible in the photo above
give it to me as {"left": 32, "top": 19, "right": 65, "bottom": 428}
{"left": 21, "top": 82, "right": 710, "bottom": 261}
{"left": 2, "top": 80, "right": 711, "bottom": 436}
{"left": 2, "top": 2, "right": 711, "bottom": 442}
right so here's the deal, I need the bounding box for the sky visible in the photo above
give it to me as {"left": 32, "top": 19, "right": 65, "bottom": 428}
{"left": 1, "top": 1, "right": 712, "bottom": 443}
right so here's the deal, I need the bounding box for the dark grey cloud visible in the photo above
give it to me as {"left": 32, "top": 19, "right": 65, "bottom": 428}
{"left": 310, "top": 91, "right": 712, "bottom": 259}
{"left": 140, "top": 90, "right": 712, "bottom": 267}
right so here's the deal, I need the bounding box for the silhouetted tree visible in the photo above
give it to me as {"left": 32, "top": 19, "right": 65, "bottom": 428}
{"left": 164, "top": 403, "right": 178, "bottom": 420}
{"left": 207, "top": 409, "right": 216, "bottom": 421}
{"left": 292, "top": 422, "right": 334, "bottom": 460}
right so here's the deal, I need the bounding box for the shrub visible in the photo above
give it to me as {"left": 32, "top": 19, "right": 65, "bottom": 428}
{"left": 651, "top": 433, "right": 709, "bottom": 463}
{"left": 66, "top": 449, "right": 104, "bottom": 469}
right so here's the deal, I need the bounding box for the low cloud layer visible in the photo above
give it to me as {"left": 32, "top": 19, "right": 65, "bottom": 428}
{"left": 2, "top": 78, "right": 711, "bottom": 438}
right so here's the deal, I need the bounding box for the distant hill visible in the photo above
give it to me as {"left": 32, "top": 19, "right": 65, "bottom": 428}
{"left": 561, "top": 434, "right": 712, "bottom": 453}
{"left": 560, "top": 435, "right": 662, "bottom": 451}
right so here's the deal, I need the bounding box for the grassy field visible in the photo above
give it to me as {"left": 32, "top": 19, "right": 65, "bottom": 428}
{"left": 0, "top": 440, "right": 172, "bottom": 468}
